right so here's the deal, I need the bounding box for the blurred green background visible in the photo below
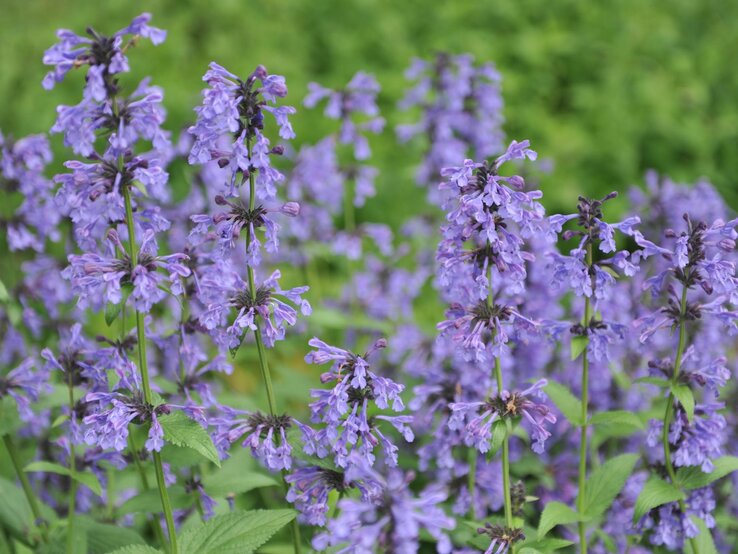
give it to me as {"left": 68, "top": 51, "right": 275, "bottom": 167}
{"left": 1, "top": 0, "right": 736, "bottom": 223}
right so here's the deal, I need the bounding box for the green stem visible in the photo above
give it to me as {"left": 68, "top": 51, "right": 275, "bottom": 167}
{"left": 577, "top": 243, "right": 593, "bottom": 554}
{"left": 467, "top": 447, "right": 477, "bottom": 519}
{"left": 494, "top": 356, "right": 514, "bottom": 529}
{"left": 2, "top": 435, "right": 48, "bottom": 543}
{"left": 661, "top": 284, "right": 700, "bottom": 554}
{"left": 245, "top": 138, "right": 302, "bottom": 554}
{"left": 122, "top": 186, "right": 178, "bottom": 554}
{"left": 66, "top": 373, "right": 77, "bottom": 553}
{"left": 128, "top": 435, "right": 166, "bottom": 548}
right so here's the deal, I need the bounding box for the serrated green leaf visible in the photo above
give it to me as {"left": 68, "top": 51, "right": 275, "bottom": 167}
{"left": 671, "top": 383, "right": 695, "bottom": 421}
{"left": 0, "top": 397, "right": 21, "bottom": 436}
{"left": 582, "top": 454, "right": 638, "bottom": 517}
{"left": 489, "top": 419, "right": 507, "bottom": 455}
{"left": 589, "top": 410, "right": 644, "bottom": 430}
{"left": 179, "top": 509, "right": 296, "bottom": 554}
{"left": 104, "top": 284, "right": 133, "bottom": 326}
{"left": 570, "top": 335, "right": 588, "bottom": 360}
{"left": 537, "top": 501, "right": 582, "bottom": 539}
{"left": 544, "top": 382, "right": 583, "bottom": 426}
{"left": 24, "top": 461, "right": 103, "bottom": 497}
{"left": 203, "top": 468, "right": 278, "bottom": 497}
{"left": 0, "top": 476, "right": 33, "bottom": 537}
{"left": 634, "top": 376, "right": 670, "bottom": 388}
{"left": 105, "top": 546, "right": 161, "bottom": 554}
{"left": 159, "top": 411, "right": 221, "bottom": 467}
{"left": 117, "top": 486, "right": 193, "bottom": 515}
{"left": 632, "top": 476, "right": 684, "bottom": 523}
{"left": 520, "top": 537, "right": 574, "bottom": 551}
{"left": 684, "top": 516, "right": 718, "bottom": 554}
{"left": 676, "top": 456, "right": 738, "bottom": 490}
{"left": 77, "top": 518, "right": 146, "bottom": 554}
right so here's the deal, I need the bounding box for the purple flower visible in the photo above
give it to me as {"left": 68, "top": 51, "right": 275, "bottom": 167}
{"left": 0, "top": 358, "right": 49, "bottom": 422}
{"left": 211, "top": 407, "right": 294, "bottom": 470}
{"left": 449, "top": 380, "right": 556, "bottom": 454}
{"left": 64, "top": 229, "right": 190, "bottom": 312}
{"left": 197, "top": 268, "right": 310, "bottom": 350}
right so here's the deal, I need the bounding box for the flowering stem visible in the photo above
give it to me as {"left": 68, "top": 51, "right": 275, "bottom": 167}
{"left": 122, "top": 185, "right": 179, "bottom": 554}
{"left": 66, "top": 372, "right": 77, "bottom": 554}
{"left": 494, "top": 356, "right": 514, "bottom": 530}
{"left": 2, "top": 434, "right": 49, "bottom": 543}
{"left": 467, "top": 447, "right": 476, "bottom": 519}
{"left": 661, "top": 283, "right": 700, "bottom": 554}
{"left": 128, "top": 434, "right": 167, "bottom": 547}
{"left": 245, "top": 139, "right": 302, "bottom": 554}
{"left": 577, "top": 243, "right": 593, "bottom": 554}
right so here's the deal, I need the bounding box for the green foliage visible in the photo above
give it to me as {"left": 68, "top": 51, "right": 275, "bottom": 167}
{"left": 178, "top": 509, "right": 296, "bottom": 554}
{"left": 580, "top": 454, "right": 638, "bottom": 518}
{"left": 569, "top": 335, "right": 588, "bottom": 361}
{"left": 632, "top": 476, "right": 685, "bottom": 523}
{"left": 543, "top": 382, "right": 583, "bottom": 426}
{"left": 158, "top": 411, "right": 221, "bottom": 467}
{"left": 537, "top": 501, "right": 582, "bottom": 539}
{"left": 671, "top": 383, "right": 695, "bottom": 421}
{"left": 24, "top": 460, "right": 103, "bottom": 496}
{"left": 676, "top": 456, "right": 738, "bottom": 490}
{"left": 685, "top": 517, "right": 718, "bottom": 554}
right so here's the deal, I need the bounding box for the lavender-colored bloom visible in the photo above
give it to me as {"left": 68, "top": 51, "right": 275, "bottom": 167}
{"left": 313, "top": 455, "right": 454, "bottom": 553}
{"left": 211, "top": 407, "right": 295, "bottom": 470}
{"left": 189, "top": 194, "right": 299, "bottom": 265}
{"left": 304, "top": 338, "right": 413, "bottom": 467}
{"left": 64, "top": 229, "right": 190, "bottom": 312}
{"left": 188, "top": 62, "right": 294, "bottom": 199}
{"left": 198, "top": 268, "right": 310, "bottom": 349}
{"left": 0, "top": 358, "right": 49, "bottom": 422}
{"left": 286, "top": 466, "right": 349, "bottom": 526}
{"left": 449, "top": 379, "right": 556, "bottom": 454}
{"left": 397, "top": 53, "right": 504, "bottom": 202}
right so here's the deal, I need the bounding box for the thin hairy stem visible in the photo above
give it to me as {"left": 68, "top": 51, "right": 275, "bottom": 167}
{"left": 577, "top": 242, "right": 593, "bottom": 554}
{"left": 661, "top": 283, "right": 700, "bottom": 554}
{"left": 245, "top": 138, "right": 302, "bottom": 554}
{"left": 2, "top": 434, "right": 48, "bottom": 543}
{"left": 123, "top": 185, "right": 178, "bottom": 554}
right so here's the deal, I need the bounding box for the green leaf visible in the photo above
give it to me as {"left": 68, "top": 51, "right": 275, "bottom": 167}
{"left": 24, "top": 461, "right": 103, "bottom": 497}
{"left": 106, "top": 546, "right": 161, "bottom": 554}
{"left": 589, "top": 410, "right": 644, "bottom": 430}
{"left": 0, "top": 476, "right": 33, "bottom": 537}
{"left": 0, "top": 279, "right": 9, "bottom": 302}
{"left": 117, "top": 486, "right": 193, "bottom": 515}
{"left": 544, "top": 382, "right": 583, "bottom": 426}
{"left": 581, "top": 454, "right": 638, "bottom": 517}
{"left": 634, "top": 376, "right": 670, "bottom": 388}
{"left": 676, "top": 456, "right": 738, "bottom": 490}
{"left": 632, "top": 476, "right": 684, "bottom": 523}
{"left": 488, "top": 419, "right": 507, "bottom": 455}
{"left": 104, "top": 284, "right": 133, "bottom": 326}
{"left": 520, "top": 538, "right": 574, "bottom": 552}
{"left": 179, "top": 509, "right": 296, "bottom": 554}
{"left": 203, "top": 469, "right": 278, "bottom": 498}
{"left": 570, "top": 335, "right": 588, "bottom": 360}
{"left": 0, "top": 397, "right": 21, "bottom": 437}
{"left": 685, "top": 517, "right": 718, "bottom": 554}
{"left": 671, "top": 383, "right": 695, "bottom": 421}
{"left": 77, "top": 518, "right": 146, "bottom": 554}
{"left": 537, "top": 501, "right": 582, "bottom": 539}
{"left": 159, "top": 411, "right": 221, "bottom": 467}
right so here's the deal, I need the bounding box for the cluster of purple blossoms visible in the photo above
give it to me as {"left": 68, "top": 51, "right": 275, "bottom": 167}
{"left": 302, "top": 338, "right": 413, "bottom": 468}
{"left": 188, "top": 62, "right": 294, "bottom": 199}
{"left": 449, "top": 380, "right": 556, "bottom": 454}
{"left": 7, "top": 13, "right": 738, "bottom": 554}
{"left": 312, "top": 455, "right": 454, "bottom": 553}
{"left": 397, "top": 54, "right": 505, "bottom": 198}
{"left": 0, "top": 132, "right": 60, "bottom": 251}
